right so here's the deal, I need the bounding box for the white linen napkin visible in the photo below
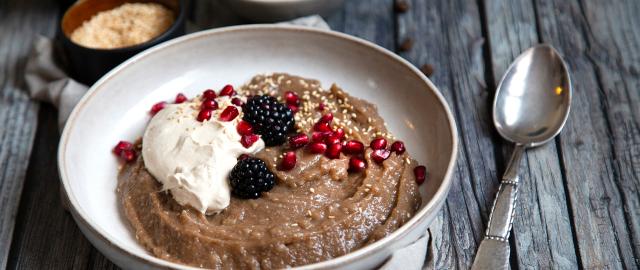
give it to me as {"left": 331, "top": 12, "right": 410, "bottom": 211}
{"left": 24, "top": 15, "right": 430, "bottom": 269}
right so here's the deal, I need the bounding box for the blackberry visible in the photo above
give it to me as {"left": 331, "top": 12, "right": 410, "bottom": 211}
{"left": 242, "top": 95, "right": 295, "bottom": 146}
{"left": 229, "top": 157, "right": 276, "bottom": 199}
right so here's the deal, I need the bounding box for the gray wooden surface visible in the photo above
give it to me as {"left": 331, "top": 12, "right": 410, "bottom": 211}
{"left": 2, "top": 0, "right": 639, "bottom": 269}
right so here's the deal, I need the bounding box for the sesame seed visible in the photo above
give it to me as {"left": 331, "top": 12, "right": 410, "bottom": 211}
{"left": 328, "top": 215, "right": 335, "bottom": 219}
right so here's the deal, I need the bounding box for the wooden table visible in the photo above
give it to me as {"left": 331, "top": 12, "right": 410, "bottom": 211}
{"left": 2, "top": 0, "right": 639, "bottom": 269}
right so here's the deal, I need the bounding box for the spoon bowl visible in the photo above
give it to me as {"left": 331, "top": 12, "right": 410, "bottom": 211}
{"left": 493, "top": 44, "right": 572, "bottom": 147}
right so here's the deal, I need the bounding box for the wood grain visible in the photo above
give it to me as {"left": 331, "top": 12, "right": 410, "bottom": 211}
{"left": 577, "top": 0, "right": 640, "bottom": 265}
{"left": 4, "top": 0, "right": 640, "bottom": 269}
{"left": 397, "top": 0, "right": 499, "bottom": 268}
{"left": 7, "top": 105, "right": 94, "bottom": 269}
{"left": 0, "top": 0, "right": 58, "bottom": 268}
{"left": 327, "top": 0, "right": 395, "bottom": 50}
{"left": 481, "top": 0, "right": 579, "bottom": 269}
{"left": 534, "top": 0, "right": 639, "bottom": 268}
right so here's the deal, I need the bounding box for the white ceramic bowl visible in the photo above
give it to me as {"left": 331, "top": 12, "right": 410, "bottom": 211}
{"left": 58, "top": 25, "right": 458, "bottom": 270}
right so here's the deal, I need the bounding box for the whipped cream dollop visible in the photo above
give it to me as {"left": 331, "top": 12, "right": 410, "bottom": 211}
{"left": 142, "top": 96, "right": 264, "bottom": 214}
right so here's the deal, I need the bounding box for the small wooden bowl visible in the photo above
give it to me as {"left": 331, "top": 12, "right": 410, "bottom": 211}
{"left": 60, "top": 0, "right": 186, "bottom": 85}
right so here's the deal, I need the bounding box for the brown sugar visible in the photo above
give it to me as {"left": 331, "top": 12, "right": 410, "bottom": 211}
{"left": 70, "top": 3, "right": 174, "bottom": 49}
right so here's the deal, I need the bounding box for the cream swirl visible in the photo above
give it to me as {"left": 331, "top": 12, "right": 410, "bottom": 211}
{"left": 142, "top": 96, "right": 264, "bottom": 214}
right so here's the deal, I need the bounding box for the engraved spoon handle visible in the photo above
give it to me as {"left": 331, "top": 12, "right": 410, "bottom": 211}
{"left": 471, "top": 144, "right": 525, "bottom": 270}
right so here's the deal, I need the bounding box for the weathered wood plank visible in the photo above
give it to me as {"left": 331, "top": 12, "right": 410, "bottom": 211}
{"left": 397, "top": 0, "right": 499, "bottom": 269}
{"left": 534, "top": 0, "right": 639, "bottom": 268}
{"left": 329, "top": 0, "right": 395, "bottom": 50}
{"left": 577, "top": 0, "right": 640, "bottom": 264}
{"left": 0, "top": 0, "right": 58, "bottom": 268}
{"left": 6, "top": 105, "right": 94, "bottom": 269}
{"left": 482, "top": 0, "right": 579, "bottom": 269}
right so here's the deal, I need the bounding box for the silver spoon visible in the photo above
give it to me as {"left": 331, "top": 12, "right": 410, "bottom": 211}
{"left": 471, "top": 44, "right": 572, "bottom": 269}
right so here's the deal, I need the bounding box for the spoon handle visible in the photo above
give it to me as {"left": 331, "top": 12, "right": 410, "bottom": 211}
{"left": 471, "top": 144, "right": 525, "bottom": 270}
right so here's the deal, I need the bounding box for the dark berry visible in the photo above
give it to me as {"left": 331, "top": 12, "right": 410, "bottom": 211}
{"left": 229, "top": 158, "right": 276, "bottom": 199}
{"left": 242, "top": 95, "right": 295, "bottom": 146}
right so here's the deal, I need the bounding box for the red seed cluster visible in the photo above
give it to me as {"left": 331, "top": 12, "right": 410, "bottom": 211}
{"left": 220, "top": 84, "right": 236, "bottom": 96}
{"left": 219, "top": 106, "right": 239, "bottom": 122}
{"left": 112, "top": 140, "right": 136, "bottom": 162}
{"left": 414, "top": 165, "right": 427, "bottom": 185}
{"left": 240, "top": 134, "right": 259, "bottom": 148}
{"left": 197, "top": 85, "right": 241, "bottom": 123}
{"left": 175, "top": 93, "right": 187, "bottom": 104}
{"left": 202, "top": 89, "right": 217, "bottom": 100}
{"left": 280, "top": 151, "right": 297, "bottom": 170}
{"left": 280, "top": 112, "right": 371, "bottom": 172}
{"left": 236, "top": 121, "right": 253, "bottom": 136}
{"left": 194, "top": 86, "right": 260, "bottom": 149}
{"left": 289, "top": 133, "right": 309, "bottom": 149}
{"left": 231, "top": 97, "right": 243, "bottom": 106}
{"left": 150, "top": 101, "right": 166, "bottom": 115}
{"left": 201, "top": 99, "right": 218, "bottom": 110}
{"left": 284, "top": 91, "right": 300, "bottom": 113}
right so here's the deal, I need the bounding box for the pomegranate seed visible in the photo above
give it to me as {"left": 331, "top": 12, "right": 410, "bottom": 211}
{"left": 287, "top": 104, "right": 299, "bottom": 113}
{"left": 113, "top": 141, "right": 133, "bottom": 155}
{"left": 120, "top": 149, "right": 136, "bottom": 162}
{"left": 202, "top": 89, "right": 217, "bottom": 100}
{"left": 150, "top": 101, "right": 166, "bottom": 115}
{"left": 175, "top": 93, "right": 187, "bottom": 104}
{"left": 325, "top": 143, "right": 342, "bottom": 159}
{"left": 289, "top": 133, "right": 309, "bottom": 149}
{"left": 314, "top": 122, "right": 332, "bottom": 132}
{"left": 238, "top": 154, "right": 250, "bottom": 160}
{"left": 391, "top": 141, "right": 406, "bottom": 155}
{"left": 240, "top": 134, "right": 259, "bottom": 148}
{"left": 348, "top": 157, "right": 366, "bottom": 172}
{"left": 231, "top": 97, "right": 243, "bottom": 106}
{"left": 201, "top": 99, "right": 219, "bottom": 110}
{"left": 343, "top": 140, "right": 365, "bottom": 155}
{"left": 325, "top": 134, "right": 341, "bottom": 146}
{"left": 317, "top": 102, "right": 326, "bottom": 111}
{"left": 370, "top": 137, "right": 388, "bottom": 150}
{"left": 311, "top": 131, "right": 330, "bottom": 142}
{"left": 219, "top": 106, "right": 239, "bottom": 121}
{"left": 236, "top": 121, "right": 253, "bottom": 136}
{"left": 220, "top": 84, "right": 235, "bottom": 96}
{"left": 319, "top": 113, "right": 333, "bottom": 123}
{"left": 284, "top": 91, "right": 299, "bottom": 105}
{"left": 333, "top": 128, "right": 345, "bottom": 139}
{"left": 197, "top": 109, "right": 213, "bottom": 122}
{"left": 371, "top": 149, "right": 391, "bottom": 164}
{"left": 414, "top": 165, "right": 427, "bottom": 185}
{"left": 308, "top": 142, "right": 327, "bottom": 154}
{"left": 280, "top": 151, "right": 297, "bottom": 171}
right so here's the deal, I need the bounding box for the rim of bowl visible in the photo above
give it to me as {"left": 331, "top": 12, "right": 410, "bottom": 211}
{"left": 60, "top": 0, "right": 186, "bottom": 52}
{"left": 58, "top": 24, "right": 459, "bottom": 270}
